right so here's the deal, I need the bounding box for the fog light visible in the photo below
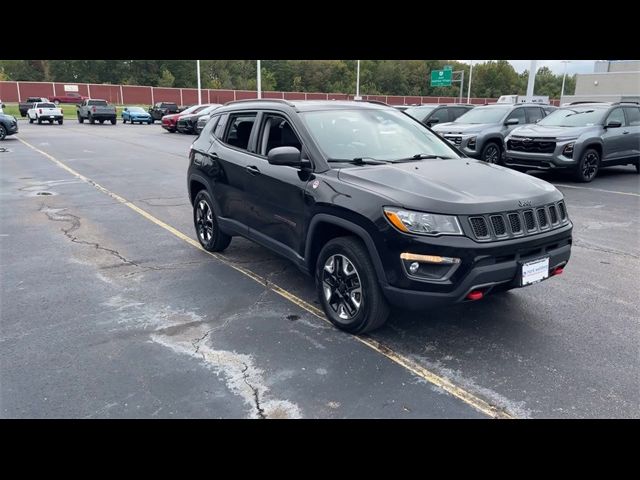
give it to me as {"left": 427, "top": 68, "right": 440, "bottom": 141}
{"left": 409, "top": 262, "right": 420, "bottom": 274}
{"left": 467, "top": 136, "right": 477, "bottom": 150}
{"left": 466, "top": 290, "right": 484, "bottom": 301}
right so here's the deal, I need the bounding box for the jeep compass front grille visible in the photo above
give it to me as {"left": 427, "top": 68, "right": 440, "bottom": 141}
{"left": 467, "top": 201, "right": 569, "bottom": 241}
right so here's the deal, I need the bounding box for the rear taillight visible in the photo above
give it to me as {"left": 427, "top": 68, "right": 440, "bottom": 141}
{"left": 38, "top": 109, "right": 42, "bottom": 114}
{"left": 60, "top": 108, "right": 64, "bottom": 114}
{"left": 92, "top": 106, "right": 97, "bottom": 112}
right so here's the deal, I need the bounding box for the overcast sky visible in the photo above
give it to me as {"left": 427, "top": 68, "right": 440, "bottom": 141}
{"left": 457, "top": 60, "right": 598, "bottom": 75}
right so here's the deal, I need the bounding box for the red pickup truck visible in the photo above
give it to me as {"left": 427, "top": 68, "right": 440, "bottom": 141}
{"left": 49, "top": 92, "right": 88, "bottom": 105}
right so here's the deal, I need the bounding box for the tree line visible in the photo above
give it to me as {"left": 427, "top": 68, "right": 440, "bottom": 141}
{"left": 0, "top": 60, "right": 576, "bottom": 98}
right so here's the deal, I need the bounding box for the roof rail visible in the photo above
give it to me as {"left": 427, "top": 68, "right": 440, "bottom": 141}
{"left": 568, "top": 101, "right": 608, "bottom": 105}
{"left": 356, "top": 99, "right": 390, "bottom": 107}
{"left": 223, "top": 98, "right": 296, "bottom": 107}
{"left": 613, "top": 101, "right": 640, "bottom": 105}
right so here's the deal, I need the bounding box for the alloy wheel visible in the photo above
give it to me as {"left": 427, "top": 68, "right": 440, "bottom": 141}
{"left": 195, "top": 199, "right": 214, "bottom": 244}
{"left": 582, "top": 151, "right": 599, "bottom": 180}
{"left": 322, "top": 254, "right": 363, "bottom": 321}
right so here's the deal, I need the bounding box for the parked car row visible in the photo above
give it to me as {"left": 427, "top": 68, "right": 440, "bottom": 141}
{"left": 429, "top": 101, "right": 639, "bottom": 182}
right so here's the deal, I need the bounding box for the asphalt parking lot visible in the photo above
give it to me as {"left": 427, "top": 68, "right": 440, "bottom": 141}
{"left": 1, "top": 121, "right": 638, "bottom": 418}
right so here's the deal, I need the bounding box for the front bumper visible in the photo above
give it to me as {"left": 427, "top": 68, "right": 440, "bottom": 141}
{"left": 38, "top": 115, "right": 63, "bottom": 121}
{"left": 5, "top": 122, "right": 18, "bottom": 134}
{"left": 128, "top": 116, "right": 152, "bottom": 122}
{"left": 504, "top": 138, "right": 578, "bottom": 170}
{"left": 376, "top": 223, "right": 572, "bottom": 309}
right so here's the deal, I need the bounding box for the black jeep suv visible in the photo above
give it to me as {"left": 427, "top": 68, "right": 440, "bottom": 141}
{"left": 188, "top": 100, "right": 572, "bottom": 333}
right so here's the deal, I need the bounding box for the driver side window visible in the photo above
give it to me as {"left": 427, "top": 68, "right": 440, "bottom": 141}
{"left": 258, "top": 114, "right": 302, "bottom": 157}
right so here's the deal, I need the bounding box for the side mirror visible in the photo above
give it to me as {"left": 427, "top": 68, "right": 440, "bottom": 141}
{"left": 267, "top": 146, "right": 309, "bottom": 168}
{"left": 123, "top": 107, "right": 128, "bottom": 111}
{"left": 605, "top": 120, "right": 622, "bottom": 128}
{"left": 504, "top": 118, "right": 520, "bottom": 126}
{"left": 426, "top": 118, "right": 440, "bottom": 126}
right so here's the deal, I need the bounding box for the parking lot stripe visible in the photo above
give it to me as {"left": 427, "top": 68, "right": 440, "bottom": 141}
{"left": 18, "top": 137, "right": 513, "bottom": 419}
{"left": 554, "top": 183, "right": 640, "bottom": 197}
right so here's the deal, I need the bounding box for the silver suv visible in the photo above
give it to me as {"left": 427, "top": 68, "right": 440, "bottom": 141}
{"left": 432, "top": 104, "right": 553, "bottom": 164}
{"left": 504, "top": 102, "right": 640, "bottom": 182}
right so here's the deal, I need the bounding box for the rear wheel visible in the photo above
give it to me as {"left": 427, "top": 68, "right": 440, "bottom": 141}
{"left": 573, "top": 148, "right": 600, "bottom": 182}
{"left": 481, "top": 141, "right": 502, "bottom": 164}
{"left": 58, "top": 119, "right": 63, "bottom": 125}
{"left": 148, "top": 119, "right": 153, "bottom": 125}
{"left": 123, "top": 117, "right": 127, "bottom": 124}
{"left": 99, "top": 119, "right": 104, "bottom": 124}
{"left": 0, "top": 125, "right": 6, "bottom": 140}
{"left": 89, "top": 115, "right": 95, "bottom": 124}
{"left": 37, "top": 117, "right": 42, "bottom": 125}
{"left": 316, "top": 237, "right": 390, "bottom": 334}
{"left": 110, "top": 118, "right": 116, "bottom": 125}
{"left": 29, "top": 117, "right": 34, "bottom": 124}
{"left": 193, "top": 190, "right": 231, "bottom": 252}
{"left": 48, "top": 120, "right": 53, "bottom": 124}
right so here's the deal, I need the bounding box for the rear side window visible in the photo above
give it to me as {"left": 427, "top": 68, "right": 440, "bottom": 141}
{"left": 449, "top": 107, "right": 470, "bottom": 121}
{"left": 223, "top": 113, "right": 258, "bottom": 151}
{"left": 506, "top": 108, "right": 527, "bottom": 124}
{"left": 624, "top": 107, "right": 640, "bottom": 126}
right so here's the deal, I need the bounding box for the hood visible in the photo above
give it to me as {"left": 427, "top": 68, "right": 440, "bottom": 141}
{"left": 337, "top": 158, "right": 561, "bottom": 215}
{"left": 508, "top": 124, "right": 592, "bottom": 138}
{"left": 129, "top": 111, "right": 150, "bottom": 116}
{"left": 163, "top": 113, "right": 180, "bottom": 121}
{"left": 179, "top": 113, "right": 199, "bottom": 121}
{"left": 432, "top": 122, "right": 495, "bottom": 134}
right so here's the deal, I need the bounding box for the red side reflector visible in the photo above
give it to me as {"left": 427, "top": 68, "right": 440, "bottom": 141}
{"left": 553, "top": 267, "right": 564, "bottom": 276}
{"left": 466, "top": 290, "right": 484, "bottom": 301}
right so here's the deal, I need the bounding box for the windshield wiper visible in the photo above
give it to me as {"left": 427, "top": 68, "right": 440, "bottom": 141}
{"left": 392, "top": 154, "right": 455, "bottom": 162}
{"left": 327, "top": 157, "right": 390, "bottom": 165}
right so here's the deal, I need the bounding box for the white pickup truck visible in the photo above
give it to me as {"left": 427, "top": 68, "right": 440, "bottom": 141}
{"left": 27, "top": 102, "right": 64, "bottom": 125}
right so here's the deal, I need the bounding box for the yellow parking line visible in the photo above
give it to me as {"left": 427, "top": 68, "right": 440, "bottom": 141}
{"left": 554, "top": 183, "right": 639, "bottom": 197}
{"left": 18, "top": 137, "right": 513, "bottom": 419}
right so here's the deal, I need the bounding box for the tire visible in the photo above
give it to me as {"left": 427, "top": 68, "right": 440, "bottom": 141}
{"left": 37, "top": 117, "right": 42, "bottom": 125}
{"left": 123, "top": 117, "right": 127, "bottom": 124}
{"left": 99, "top": 119, "right": 104, "bottom": 124}
{"left": 48, "top": 120, "right": 53, "bottom": 124}
{"left": 110, "top": 118, "right": 116, "bottom": 125}
{"left": 573, "top": 148, "right": 600, "bottom": 182}
{"left": 481, "top": 141, "right": 502, "bottom": 164}
{"left": 29, "top": 117, "right": 34, "bottom": 124}
{"left": 193, "top": 190, "right": 231, "bottom": 252}
{"left": 89, "top": 115, "right": 95, "bottom": 125}
{"left": 58, "top": 119, "right": 63, "bottom": 125}
{"left": 54, "top": 100, "right": 60, "bottom": 105}
{"left": 148, "top": 120, "right": 152, "bottom": 125}
{"left": 316, "top": 236, "right": 390, "bottom": 334}
{"left": 0, "top": 125, "right": 6, "bottom": 141}
{"left": 78, "top": 114, "right": 84, "bottom": 124}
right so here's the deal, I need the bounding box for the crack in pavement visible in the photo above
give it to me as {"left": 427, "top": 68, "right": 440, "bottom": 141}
{"left": 241, "top": 362, "right": 266, "bottom": 419}
{"left": 573, "top": 238, "right": 640, "bottom": 260}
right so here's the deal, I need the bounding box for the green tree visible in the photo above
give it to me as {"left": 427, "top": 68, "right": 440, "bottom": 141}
{"left": 158, "top": 69, "right": 175, "bottom": 87}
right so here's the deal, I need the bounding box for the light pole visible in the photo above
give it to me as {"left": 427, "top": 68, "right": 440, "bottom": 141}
{"left": 466, "top": 61, "right": 473, "bottom": 103}
{"left": 257, "top": 60, "right": 262, "bottom": 99}
{"left": 355, "top": 60, "right": 361, "bottom": 100}
{"left": 196, "top": 60, "right": 202, "bottom": 105}
{"left": 526, "top": 60, "right": 537, "bottom": 97}
{"left": 560, "top": 60, "right": 570, "bottom": 104}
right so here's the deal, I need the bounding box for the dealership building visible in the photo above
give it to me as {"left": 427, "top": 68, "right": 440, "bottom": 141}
{"left": 561, "top": 60, "right": 640, "bottom": 104}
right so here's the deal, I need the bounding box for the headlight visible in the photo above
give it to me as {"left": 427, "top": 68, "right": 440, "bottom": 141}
{"left": 467, "top": 136, "right": 477, "bottom": 149}
{"left": 384, "top": 207, "right": 462, "bottom": 236}
{"left": 563, "top": 142, "right": 575, "bottom": 158}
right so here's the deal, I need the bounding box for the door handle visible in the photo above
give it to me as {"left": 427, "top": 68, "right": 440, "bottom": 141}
{"left": 208, "top": 152, "right": 219, "bottom": 159}
{"left": 245, "top": 165, "right": 260, "bottom": 176}
{"left": 622, "top": 131, "right": 630, "bottom": 134}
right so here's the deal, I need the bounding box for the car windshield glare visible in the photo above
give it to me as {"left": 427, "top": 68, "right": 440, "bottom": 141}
{"left": 301, "top": 109, "right": 459, "bottom": 162}
{"left": 404, "top": 106, "right": 437, "bottom": 118}
{"left": 538, "top": 108, "right": 606, "bottom": 127}
{"left": 454, "top": 106, "right": 511, "bottom": 124}
{"left": 128, "top": 107, "right": 145, "bottom": 113}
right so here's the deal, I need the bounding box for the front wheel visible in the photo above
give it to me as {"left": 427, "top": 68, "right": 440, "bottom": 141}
{"left": 89, "top": 115, "right": 95, "bottom": 124}
{"left": 573, "top": 148, "right": 600, "bottom": 182}
{"left": 0, "top": 125, "right": 6, "bottom": 140}
{"left": 481, "top": 141, "right": 502, "bottom": 164}
{"left": 78, "top": 114, "right": 84, "bottom": 124}
{"left": 316, "top": 237, "right": 390, "bottom": 334}
{"left": 193, "top": 190, "right": 231, "bottom": 252}
{"left": 123, "top": 117, "right": 127, "bottom": 124}
{"left": 29, "top": 117, "right": 34, "bottom": 124}
{"left": 37, "top": 117, "right": 42, "bottom": 125}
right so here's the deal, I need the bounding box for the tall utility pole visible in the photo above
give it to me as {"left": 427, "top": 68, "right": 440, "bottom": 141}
{"left": 196, "top": 60, "right": 202, "bottom": 105}
{"left": 560, "top": 60, "right": 570, "bottom": 103}
{"left": 466, "top": 61, "right": 473, "bottom": 103}
{"left": 355, "top": 60, "right": 361, "bottom": 100}
{"left": 257, "top": 60, "right": 262, "bottom": 99}
{"left": 526, "top": 60, "right": 537, "bottom": 97}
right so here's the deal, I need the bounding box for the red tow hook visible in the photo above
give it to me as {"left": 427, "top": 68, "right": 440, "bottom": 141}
{"left": 466, "top": 290, "right": 484, "bottom": 301}
{"left": 552, "top": 266, "right": 564, "bottom": 276}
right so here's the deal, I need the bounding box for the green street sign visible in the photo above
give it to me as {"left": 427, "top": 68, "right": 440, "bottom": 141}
{"left": 431, "top": 69, "right": 452, "bottom": 87}
{"left": 444, "top": 65, "right": 453, "bottom": 71}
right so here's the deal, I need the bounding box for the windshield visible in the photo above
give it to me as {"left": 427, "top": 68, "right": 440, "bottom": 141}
{"left": 454, "top": 106, "right": 511, "bottom": 124}
{"left": 301, "top": 108, "right": 460, "bottom": 162}
{"left": 538, "top": 107, "right": 606, "bottom": 127}
{"left": 39, "top": 103, "right": 56, "bottom": 108}
{"left": 404, "top": 105, "right": 437, "bottom": 120}
{"left": 127, "top": 107, "right": 145, "bottom": 113}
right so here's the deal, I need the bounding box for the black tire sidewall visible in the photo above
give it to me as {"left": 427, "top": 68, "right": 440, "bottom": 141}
{"left": 0, "top": 125, "right": 6, "bottom": 140}
{"left": 192, "top": 190, "right": 230, "bottom": 252}
{"left": 576, "top": 148, "right": 600, "bottom": 182}
{"left": 482, "top": 141, "right": 502, "bottom": 164}
{"left": 315, "top": 238, "right": 387, "bottom": 333}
